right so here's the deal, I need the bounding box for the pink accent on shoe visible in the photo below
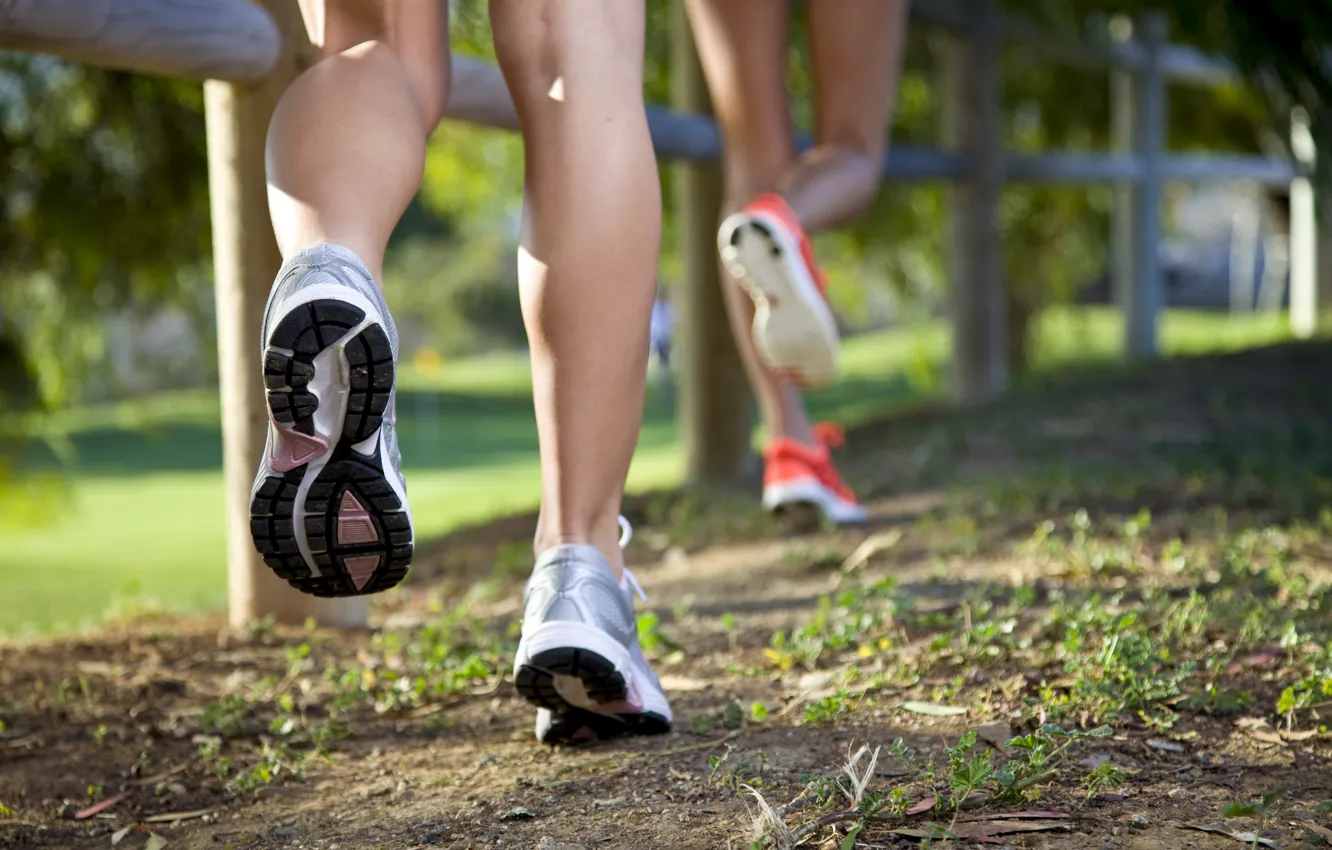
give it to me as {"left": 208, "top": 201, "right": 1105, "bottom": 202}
{"left": 337, "top": 491, "right": 379, "bottom": 545}
{"left": 570, "top": 725, "right": 597, "bottom": 744}
{"left": 593, "top": 680, "right": 645, "bottom": 715}
{"left": 343, "top": 555, "right": 380, "bottom": 591}
{"left": 270, "top": 427, "right": 328, "bottom": 473}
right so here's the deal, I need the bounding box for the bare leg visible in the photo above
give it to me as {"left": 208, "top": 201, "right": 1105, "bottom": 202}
{"left": 267, "top": 0, "right": 450, "bottom": 280}
{"left": 247, "top": 0, "right": 449, "bottom": 600}
{"left": 491, "top": 0, "right": 658, "bottom": 579}
{"left": 683, "top": 0, "right": 815, "bottom": 445}
{"left": 684, "top": 0, "right": 909, "bottom": 444}
{"left": 786, "top": 0, "right": 910, "bottom": 231}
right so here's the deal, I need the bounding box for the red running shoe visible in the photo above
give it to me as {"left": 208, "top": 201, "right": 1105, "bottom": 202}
{"left": 762, "top": 423, "right": 867, "bottom": 525}
{"left": 719, "top": 193, "right": 839, "bottom": 388}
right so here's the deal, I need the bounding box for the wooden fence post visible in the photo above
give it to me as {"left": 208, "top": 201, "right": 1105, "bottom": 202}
{"left": 671, "top": 2, "right": 753, "bottom": 486}
{"left": 1123, "top": 13, "right": 1167, "bottom": 358}
{"left": 1110, "top": 17, "right": 1137, "bottom": 327}
{"left": 1288, "top": 106, "right": 1318, "bottom": 338}
{"left": 205, "top": 0, "right": 366, "bottom": 629}
{"left": 941, "top": 0, "right": 1007, "bottom": 403}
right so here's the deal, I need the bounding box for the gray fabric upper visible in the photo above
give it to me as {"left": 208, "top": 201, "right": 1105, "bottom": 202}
{"left": 523, "top": 545, "right": 639, "bottom": 651}
{"left": 262, "top": 244, "right": 398, "bottom": 356}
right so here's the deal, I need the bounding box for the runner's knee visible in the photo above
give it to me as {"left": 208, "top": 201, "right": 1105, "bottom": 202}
{"left": 491, "top": 2, "right": 644, "bottom": 110}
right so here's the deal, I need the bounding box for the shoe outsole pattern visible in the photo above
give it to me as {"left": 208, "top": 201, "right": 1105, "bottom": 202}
{"left": 515, "top": 646, "right": 670, "bottom": 744}
{"left": 535, "top": 706, "right": 673, "bottom": 745}
{"left": 722, "top": 220, "right": 838, "bottom": 389}
{"left": 770, "top": 501, "right": 826, "bottom": 532}
{"left": 249, "top": 299, "right": 413, "bottom": 598}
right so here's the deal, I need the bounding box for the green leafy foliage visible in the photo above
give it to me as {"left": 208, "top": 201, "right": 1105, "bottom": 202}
{"left": 1084, "top": 759, "right": 1126, "bottom": 800}
{"left": 0, "top": 57, "right": 211, "bottom": 409}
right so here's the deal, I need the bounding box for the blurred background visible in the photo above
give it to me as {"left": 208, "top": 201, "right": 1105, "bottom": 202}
{"left": 0, "top": 0, "right": 1328, "bottom": 635}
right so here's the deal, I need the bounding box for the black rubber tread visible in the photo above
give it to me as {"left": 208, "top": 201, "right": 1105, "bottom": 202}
{"left": 268, "top": 299, "right": 366, "bottom": 355}
{"left": 250, "top": 297, "right": 413, "bottom": 599}
{"left": 296, "top": 454, "right": 413, "bottom": 598}
{"left": 747, "top": 219, "right": 773, "bottom": 240}
{"left": 535, "top": 707, "right": 671, "bottom": 746}
{"left": 250, "top": 470, "right": 313, "bottom": 582}
{"left": 736, "top": 220, "right": 782, "bottom": 259}
{"left": 771, "top": 501, "right": 826, "bottom": 534}
{"left": 343, "top": 323, "right": 394, "bottom": 443}
{"left": 514, "top": 646, "right": 628, "bottom": 711}
{"left": 727, "top": 222, "right": 744, "bottom": 247}
{"left": 726, "top": 223, "right": 785, "bottom": 288}
{"left": 264, "top": 300, "right": 366, "bottom": 436}
{"left": 516, "top": 645, "right": 671, "bottom": 744}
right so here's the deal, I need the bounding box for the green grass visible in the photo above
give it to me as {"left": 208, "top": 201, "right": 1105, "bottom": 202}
{"left": 0, "top": 307, "right": 1302, "bottom": 635}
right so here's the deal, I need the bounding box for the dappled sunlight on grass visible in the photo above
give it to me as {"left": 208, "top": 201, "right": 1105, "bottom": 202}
{"left": 0, "top": 308, "right": 1310, "bottom": 635}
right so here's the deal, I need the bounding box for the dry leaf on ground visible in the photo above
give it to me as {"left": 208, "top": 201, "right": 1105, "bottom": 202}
{"left": 900, "top": 701, "right": 966, "bottom": 716}
{"left": 1179, "top": 822, "right": 1280, "bottom": 848}
{"left": 1305, "top": 821, "right": 1332, "bottom": 841}
{"left": 891, "top": 820, "right": 1071, "bottom": 842}
{"left": 73, "top": 791, "right": 130, "bottom": 820}
{"left": 906, "top": 797, "right": 934, "bottom": 815}
{"left": 143, "top": 808, "right": 219, "bottom": 824}
{"left": 960, "top": 810, "right": 1069, "bottom": 822}
{"left": 839, "top": 529, "right": 903, "bottom": 572}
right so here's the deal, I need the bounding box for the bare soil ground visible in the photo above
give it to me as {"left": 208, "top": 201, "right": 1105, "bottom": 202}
{"left": 4, "top": 342, "right": 1332, "bottom": 850}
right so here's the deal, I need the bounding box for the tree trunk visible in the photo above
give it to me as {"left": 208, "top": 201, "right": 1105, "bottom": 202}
{"left": 671, "top": 1, "right": 753, "bottom": 487}
{"left": 1006, "top": 289, "right": 1035, "bottom": 376}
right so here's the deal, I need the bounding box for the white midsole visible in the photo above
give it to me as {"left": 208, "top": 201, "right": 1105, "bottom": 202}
{"left": 763, "top": 476, "right": 868, "bottom": 525}
{"left": 515, "top": 621, "right": 673, "bottom": 721}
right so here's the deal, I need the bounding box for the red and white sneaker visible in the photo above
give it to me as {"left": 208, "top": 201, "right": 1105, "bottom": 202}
{"left": 762, "top": 423, "right": 867, "bottom": 525}
{"left": 719, "top": 193, "right": 839, "bottom": 388}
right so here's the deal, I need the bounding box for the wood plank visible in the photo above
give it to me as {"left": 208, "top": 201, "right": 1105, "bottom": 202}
{"left": 671, "top": 0, "right": 753, "bottom": 486}
{"left": 941, "top": 0, "right": 1007, "bottom": 402}
{"left": 0, "top": 0, "right": 280, "bottom": 81}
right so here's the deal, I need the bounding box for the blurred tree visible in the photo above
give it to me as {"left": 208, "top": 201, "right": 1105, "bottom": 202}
{"left": 1015, "top": 0, "right": 1332, "bottom": 172}
{"left": 2, "top": 0, "right": 1329, "bottom": 411}
{"left": 990, "top": 0, "right": 1332, "bottom": 371}
{"left": 0, "top": 55, "right": 210, "bottom": 409}
{"left": 418, "top": 0, "right": 1331, "bottom": 377}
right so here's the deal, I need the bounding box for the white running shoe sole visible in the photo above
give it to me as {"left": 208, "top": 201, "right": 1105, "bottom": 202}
{"left": 719, "top": 211, "right": 840, "bottom": 388}
{"left": 249, "top": 284, "right": 414, "bottom": 597}
{"left": 513, "top": 621, "right": 672, "bottom": 743}
{"left": 763, "top": 476, "right": 868, "bottom": 526}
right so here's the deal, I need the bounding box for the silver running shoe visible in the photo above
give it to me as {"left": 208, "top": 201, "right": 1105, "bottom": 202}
{"left": 248, "top": 244, "right": 414, "bottom": 598}
{"left": 513, "top": 520, "right": 672, "bottom": 744}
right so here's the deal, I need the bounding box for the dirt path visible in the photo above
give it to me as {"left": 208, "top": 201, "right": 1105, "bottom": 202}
{"left": 5, "top": 343, "right": 1332, "bottom": 850}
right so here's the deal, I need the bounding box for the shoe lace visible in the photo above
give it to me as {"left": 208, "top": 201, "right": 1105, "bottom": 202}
{"left": 617, "top": 515, "right": 648, "bottom": 603}
{"left": 813, "top": 421, "right": 846, "bottom": 450}
{"left": 808, "top": 423, "right": 857, "bottom": 502}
